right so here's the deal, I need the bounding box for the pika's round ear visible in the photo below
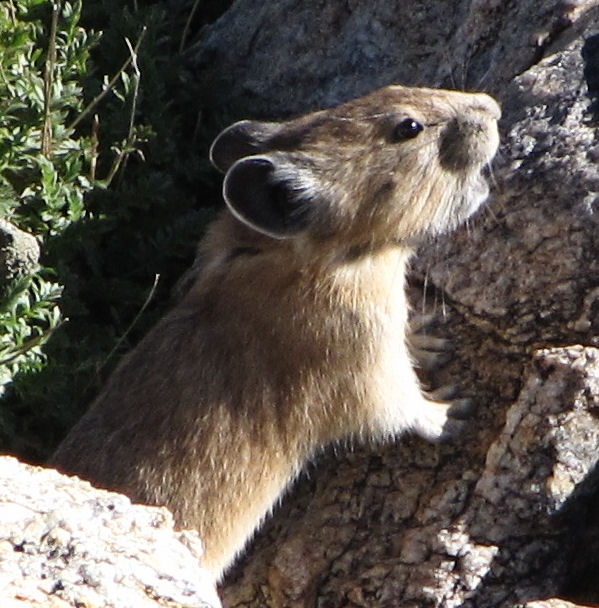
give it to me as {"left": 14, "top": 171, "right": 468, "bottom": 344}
{"left": 210, "top": 120, "right": 282, "bottom": 173}
{"left": 223, "top": 156, "right": 314, "bottom": 239}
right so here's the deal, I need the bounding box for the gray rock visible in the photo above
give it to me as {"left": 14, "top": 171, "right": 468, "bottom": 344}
{"left": 524, "top": 601, "right": 587, "bottom": 608}
{"left": 190, "top": 0, "right": 582, "bottom": 119}
{"left": 0, "top": 456, "right": 221, "bottom": 608}
{"left": 0, "top": 219, "right": 39, "bottom": 287}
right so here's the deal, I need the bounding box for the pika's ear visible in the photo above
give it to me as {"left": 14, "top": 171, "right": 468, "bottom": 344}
{"left": 223, "top": 156, "right": 314, "bottom": 239}
{"left": 210, "top": 120, "right": 283, "bottom": 173}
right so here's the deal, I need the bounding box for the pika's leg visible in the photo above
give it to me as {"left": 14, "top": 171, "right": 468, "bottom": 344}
{"left": 405, "top": 314, "right": 473, "bottom": 441}
{"left": 379, "top": 352, "right": 473, "bottom": 443}
{"left": 409, "top": 390, "right": 474, "bottom": 442}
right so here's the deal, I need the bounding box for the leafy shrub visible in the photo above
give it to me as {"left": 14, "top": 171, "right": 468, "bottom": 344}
{"left": 0, "top": 0, "right": 231, "bottom": 461}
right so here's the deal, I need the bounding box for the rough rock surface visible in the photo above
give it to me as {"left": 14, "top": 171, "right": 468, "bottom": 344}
{"left": 0, "top": 456, "right": 220, "bottom": 608}
{"left": 0, "top": 219, "right": 39, "bottom": 287}
{"left": 186, "top": 1, "right": 599, "bottom": 607}
{"left": 524, "top": 603, "right": 589, "bottom": 608}
{"left": 190, "top": 0, "right": 595, "bottom": 120}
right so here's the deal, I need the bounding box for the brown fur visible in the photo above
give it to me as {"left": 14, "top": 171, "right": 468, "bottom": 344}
{"left": 51, "top": 85, "right": 500, "bottom": 580}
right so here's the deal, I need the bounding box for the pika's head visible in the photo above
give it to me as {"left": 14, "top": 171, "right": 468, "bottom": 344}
{"left": 210, "top": 85, "right": 500, "bottom": 249}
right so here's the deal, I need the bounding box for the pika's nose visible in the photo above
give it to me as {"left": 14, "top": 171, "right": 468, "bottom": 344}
{"left": 438, "top": 94, "right": 500, "bottom": 172}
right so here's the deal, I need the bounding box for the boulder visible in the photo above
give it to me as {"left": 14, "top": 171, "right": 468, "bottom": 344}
{"left": 0, "top": 219, "right": 39, "bottom": 288}
{"left": 0, "top": 456, "right": 220, "bottom": 608}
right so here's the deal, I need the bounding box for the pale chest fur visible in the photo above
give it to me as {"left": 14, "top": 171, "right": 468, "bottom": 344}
{"left": 325, "top": 248, "right": 416, "bottom": 440}
{"left": 193, "top": 243, "right": 414, "bottom": 447}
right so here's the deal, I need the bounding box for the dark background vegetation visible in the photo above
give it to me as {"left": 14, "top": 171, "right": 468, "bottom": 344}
{"left": 0, "top": 0, "right": 234, "bottom": 461}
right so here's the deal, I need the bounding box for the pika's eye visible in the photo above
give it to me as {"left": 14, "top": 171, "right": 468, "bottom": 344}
{"left": 392, "top": 118, "right": 423, "bottom": 142}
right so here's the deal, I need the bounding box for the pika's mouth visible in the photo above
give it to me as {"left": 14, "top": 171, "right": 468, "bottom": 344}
{"left": 473, "top": 165, "right": 493, "bottom": 203}
{"left": 452, "top": 166, "right": 492, "bottom": 227}
{"left": 474, "top": 165, "right": 492, "bottom": 201}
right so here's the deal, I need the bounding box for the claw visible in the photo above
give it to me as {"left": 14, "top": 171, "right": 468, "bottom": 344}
{"left": 414, "top": 349, "right": 452, "bottom": 372}
{"left": 438, "top": 416, "right": 468, "bottom": 441}
{"left": 429, "top": 385, "right": 459, "bottom": 402}
{"left": 410, "top": 333, "right": 453, "bottom": 352}
{"left": 409, "top": 313, "right": 438, "bottom": 334}
{"left": 409, "top": 328, "right": 453, "bottom": 372}
{"left": 447, "top": 397, "right": 475, "bottom": 420}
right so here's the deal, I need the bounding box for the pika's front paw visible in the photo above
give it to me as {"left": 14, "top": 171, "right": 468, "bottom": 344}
{"left": 408, "top": 313, "right": 453, "bottom": 372}
{"left": 439, "top": 397, "right": 476, "bottom": 440}
{"left": 411, "top": 394, "right": 475, "bottom": 442}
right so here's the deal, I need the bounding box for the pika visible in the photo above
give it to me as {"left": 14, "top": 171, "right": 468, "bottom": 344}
{"left": 51, "top": 85, "right": 500, "bottom": 581}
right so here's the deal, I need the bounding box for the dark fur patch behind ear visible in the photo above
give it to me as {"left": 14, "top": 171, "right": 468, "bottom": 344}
{"left": 223, "top": 157, "right": 313, "bottom": 239}
{"left": 210, "top": 120, "right": 282, "bottom": 173}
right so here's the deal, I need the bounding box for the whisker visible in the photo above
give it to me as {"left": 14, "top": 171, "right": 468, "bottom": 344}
{"left": 473, "top": 45, "right": 501, "bottom": 92}
{"left": 484, "top": 202, "right": 499, "bottom": 223}
{"left": 422, "top": 270, "right": 429, "bottom": 316}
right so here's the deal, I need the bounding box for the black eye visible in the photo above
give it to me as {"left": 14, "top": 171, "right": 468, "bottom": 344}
{"left": 392, "top": 118, "right": 423, "bottom": 142}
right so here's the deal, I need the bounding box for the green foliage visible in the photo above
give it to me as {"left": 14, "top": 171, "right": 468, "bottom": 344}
{"left": 0, "top": 272, "right": 62, "bottom": 389}
{"left": 0, "top": 1, "right": 95, "bottom": 231}
{"left": 0, "top": 0, "right": 231, "bottom": 461}
{"left": 0, "top": 0, "right": 96, "bottom": 414}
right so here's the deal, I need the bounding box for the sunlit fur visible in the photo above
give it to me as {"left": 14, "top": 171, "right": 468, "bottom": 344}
{"left": 51, "top": 85, "right": 500, "bottom": 581}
